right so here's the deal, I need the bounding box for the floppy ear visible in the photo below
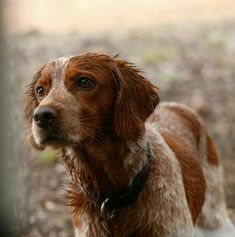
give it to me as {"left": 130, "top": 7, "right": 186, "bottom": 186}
{"left": 111, "top": 59, "right": 160, "bottom": 140}
{"left": 24, "top": 66, "right": 45, "bottom": 150}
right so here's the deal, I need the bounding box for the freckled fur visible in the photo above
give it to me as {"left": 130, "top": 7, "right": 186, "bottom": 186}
{"left": 24, "top": 53, "right": 232, "bottom": 237}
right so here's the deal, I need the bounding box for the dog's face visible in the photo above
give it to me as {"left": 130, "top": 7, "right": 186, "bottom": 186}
{"left": 24, "top": 53, "right": 159, "bottom": 149}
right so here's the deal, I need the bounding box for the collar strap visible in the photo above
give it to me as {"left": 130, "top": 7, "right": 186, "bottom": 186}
{"left": 99, "top": 142, "right": 153, "bottom": 219}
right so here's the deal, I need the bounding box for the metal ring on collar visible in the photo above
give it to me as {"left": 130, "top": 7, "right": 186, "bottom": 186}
{"left": 100, "top": 198, "right": 116, "bottom": 220}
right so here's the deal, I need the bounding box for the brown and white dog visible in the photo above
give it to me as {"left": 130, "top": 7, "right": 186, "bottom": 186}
{"left": 24, "top": 53, "right": 232, "bottom": 237}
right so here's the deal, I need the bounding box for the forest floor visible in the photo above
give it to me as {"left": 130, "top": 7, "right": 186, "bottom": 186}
{"left": 10, "top": 21, "right": 235, "bottom": 236}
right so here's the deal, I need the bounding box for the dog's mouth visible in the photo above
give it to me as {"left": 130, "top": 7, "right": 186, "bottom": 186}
{"left": 43, "top": 135, "right": 78, "bottom": 148}
{"left": 33, "top": 127, "right": 78, "bottom": 147}
{"left": 42, "top": 135, "right": 66, "bottom": 144}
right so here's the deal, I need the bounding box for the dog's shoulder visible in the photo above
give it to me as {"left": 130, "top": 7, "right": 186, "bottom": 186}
{"left": 146, "top": 102, "right": 206, "bottom": 224}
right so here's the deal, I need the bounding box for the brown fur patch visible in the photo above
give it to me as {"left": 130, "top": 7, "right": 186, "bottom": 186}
{"left": 160, "top": 132, "right": 206, "bottom": 224}
{"left": 169, "top": 106, "right": 202, "bottom": 146}
{"left": 112, "top": 59, "right": 160, "bottom": 140}
{"left": 206, "top": 134, "right": 220, "bottom": 166}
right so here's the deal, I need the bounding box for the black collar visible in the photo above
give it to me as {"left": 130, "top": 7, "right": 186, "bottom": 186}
{"left": 97, "top": 142, "right": 153, "bottom": 219}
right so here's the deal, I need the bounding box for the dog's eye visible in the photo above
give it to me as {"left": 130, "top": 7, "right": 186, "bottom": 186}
{"left": 36, "top": 86, "right": 45, "bottom": 97}
{"left": 77, "top": 77, "right": 95, "bottom": 90}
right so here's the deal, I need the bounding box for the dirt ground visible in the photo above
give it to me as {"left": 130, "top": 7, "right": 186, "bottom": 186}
{"left": 8, "top": 20, "right": 235, "bottom": 236}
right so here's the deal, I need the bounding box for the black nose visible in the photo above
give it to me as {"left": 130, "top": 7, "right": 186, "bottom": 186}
{"left": 33, "top": 106, "right": 57, "bottom": 128}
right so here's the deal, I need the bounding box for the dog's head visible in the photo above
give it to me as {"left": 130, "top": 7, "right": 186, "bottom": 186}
{"left": 24, "top": 53, "right": 159, "bottom": 150}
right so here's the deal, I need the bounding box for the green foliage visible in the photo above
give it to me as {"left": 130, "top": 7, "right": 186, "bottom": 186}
{"left": 37, "top": 148, "right": 58, "bottom": 165}
{"left": 207, "top": 31, "right": 228, "bottom": 49}
{"left": 140, "top": 50, "right": 172, "bottom": 65}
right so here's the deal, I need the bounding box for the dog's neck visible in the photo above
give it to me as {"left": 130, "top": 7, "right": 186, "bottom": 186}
{"left": 61, "top": 136, "right": 147, "bottom": 200}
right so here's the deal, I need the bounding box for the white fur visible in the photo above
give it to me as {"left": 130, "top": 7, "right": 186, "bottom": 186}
{"left": 145, "top": 127, "right": 194, "bottom": 236}
{"left": 74, "top": 215, "right": 89, "bottom": 237}
{"left": 52, "top": 57, "right": 70, "bottom": 91}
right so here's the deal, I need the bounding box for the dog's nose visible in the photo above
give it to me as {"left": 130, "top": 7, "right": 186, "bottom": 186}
{"left": 33, "top": 106, "right": 57, "bottom": 128}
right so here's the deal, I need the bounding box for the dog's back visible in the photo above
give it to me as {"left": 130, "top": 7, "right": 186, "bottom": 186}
{"left": 148, "top": 102, "right": 232, "bottom": 229}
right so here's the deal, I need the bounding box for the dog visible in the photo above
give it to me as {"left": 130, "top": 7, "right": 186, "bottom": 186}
{"left": 24, "top": 53, "right": 232, "bottom": 237}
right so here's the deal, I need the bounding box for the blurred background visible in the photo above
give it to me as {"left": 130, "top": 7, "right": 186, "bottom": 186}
{"left": 1, "top": 0, "right": 235, "bottom": 236}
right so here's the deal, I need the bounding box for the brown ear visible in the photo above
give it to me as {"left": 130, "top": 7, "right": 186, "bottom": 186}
{"left": 111, "top": 59, "right": 160, "bottom": 140}
{"left": 24, "top": 66, "right": 45, "bottom": 150}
